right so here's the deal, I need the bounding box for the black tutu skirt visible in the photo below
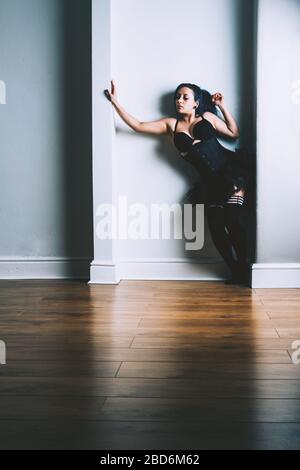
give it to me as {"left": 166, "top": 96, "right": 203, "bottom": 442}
{"left": 182, "top": 138, "right": 253, "bottom": 207}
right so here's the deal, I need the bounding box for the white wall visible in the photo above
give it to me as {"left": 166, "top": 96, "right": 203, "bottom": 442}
{"left": 252, "top": 0, "right": 300, "bottom": 287}
{"left": 256, "top": 0, "right": 300, "bottom": 262}
{"left": 109, "top": 0, "right": 256, "bottom": 279}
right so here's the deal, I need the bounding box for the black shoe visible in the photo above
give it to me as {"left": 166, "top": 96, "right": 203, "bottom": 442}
{"left": 224, "top": 273, "right": 241, "bottom": 285}
{"left": 238, "top": 262, "right": 249, "bottom": 286}
{"left": 224, "top": 263, "right": 241, "bottom": 285}
{"left": 230, "top": 262, "right": 249, "bottom": 286}
{"left": 224, "top": 261, "right": 248, "bottom": 285}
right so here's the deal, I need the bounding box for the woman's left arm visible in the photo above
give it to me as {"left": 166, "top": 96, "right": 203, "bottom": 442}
{"left": 204, "top": 92, "right": 240, "bottom": 139}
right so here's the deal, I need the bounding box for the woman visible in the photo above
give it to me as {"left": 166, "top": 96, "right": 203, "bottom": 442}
{"left": 104, "top": 80, "right": 250, "bottom": 285}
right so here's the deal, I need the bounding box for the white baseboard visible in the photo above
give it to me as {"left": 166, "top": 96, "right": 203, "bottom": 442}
{"left": 251, "top": 263, "right": 300, "bottom": 288}
{"left": 0, "top": 257, "right": 91, "bottom": 280}
{"left": 89, "top": 259, "right": 120, "bottom": 284}
{"left": 0, "top": 256, "right": 228, "bottom": 284}
{"left": 88, "top": 257, "right": 230, "bottom": 284}
{"left": 4, "top": 258, "right": 298, "bottom": 289}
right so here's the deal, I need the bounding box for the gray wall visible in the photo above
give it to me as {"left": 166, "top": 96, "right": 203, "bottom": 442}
{"left": 256, "top": 0, "right": 300, "bottom": 263}
{"left": 0, "top": 0, "right": 92, "bottom": 274}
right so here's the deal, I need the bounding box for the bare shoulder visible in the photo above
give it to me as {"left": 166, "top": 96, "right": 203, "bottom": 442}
{"left": 202, "top": 111, "right": 217, "bottom": 129}
{"left": 164, "top": 117, "right": 177, "bottom": 135}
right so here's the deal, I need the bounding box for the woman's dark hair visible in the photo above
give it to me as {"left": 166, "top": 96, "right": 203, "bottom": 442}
{"left": 173, "top": 83, "right": 218, "bottom": 117}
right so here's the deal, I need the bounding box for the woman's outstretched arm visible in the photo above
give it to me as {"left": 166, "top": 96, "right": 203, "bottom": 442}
{"left": 104, "top": 80, "right": 169, "bottom": 135}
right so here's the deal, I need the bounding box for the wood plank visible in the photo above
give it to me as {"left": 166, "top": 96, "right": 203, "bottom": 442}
{"left": 0, "top": 421, "right": 299, "bottom": 449}
{"left": 0, "top": 396, "right": 106, "bottom": 420}
{"left": 0, "top": 361, "right": 121, "bottom": 377}
{"left": 0, "top": 311, "right": 271, "bottom": 320}
{"left": 277, "top": 328, "right": 300, "bottom": 338}
{"left": 0, "top": 324, "right": 280, "bottom": 337}
{"left": 139, "top": 318, "right": 300, "bottom": 329}
{"left": 0, "top": 334, "right": 133, "bottom": 347}
{"left": 0, "top": 395, "right": 299, "bottom": 423}
{"left": 100, "top": 397, "right": 300, "bottom": 422}
{"left": 132, "top": 336, "right": 297, "bottom": 349}
{"left": 267, "top": 311, "right": 300, "bottom": 319}
{"left": 117, "top": 362, "right": 300, "bottom": 380}
{"left": 260, "top": 300, "right": 300, "bottom": 308}
{"left": 2, "top": 346, "right": 291, "bottom": 363}
{"left": 1, "top": 377, "right": 300, "bottom": 399}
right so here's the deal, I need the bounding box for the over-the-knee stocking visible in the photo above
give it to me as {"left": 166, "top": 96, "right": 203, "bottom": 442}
{"left": 206, "top": 206, "right": 238, "bottom": 273}
{"left": 223, "top": 203, "right": 247, "bottom": 266}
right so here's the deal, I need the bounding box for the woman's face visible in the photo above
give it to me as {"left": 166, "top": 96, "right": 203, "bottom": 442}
{"left": 175, "top": 87, "right": 199, "bottom": 115}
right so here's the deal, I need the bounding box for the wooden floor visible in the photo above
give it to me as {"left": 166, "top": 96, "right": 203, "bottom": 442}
{"left": 0, "top": 279, "right": 300, "bottom": 450}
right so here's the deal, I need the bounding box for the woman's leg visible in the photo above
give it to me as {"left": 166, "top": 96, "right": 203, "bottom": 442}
{"left": 206, "top": 204, "right": 239, "bottom": 277}
{"left": 223, "top": 188, "right": 248, "bottom": 277}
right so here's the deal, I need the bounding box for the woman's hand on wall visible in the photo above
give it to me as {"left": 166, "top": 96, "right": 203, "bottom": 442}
{"left": 104, "top": 80, "right": 118, "bottom": 104}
